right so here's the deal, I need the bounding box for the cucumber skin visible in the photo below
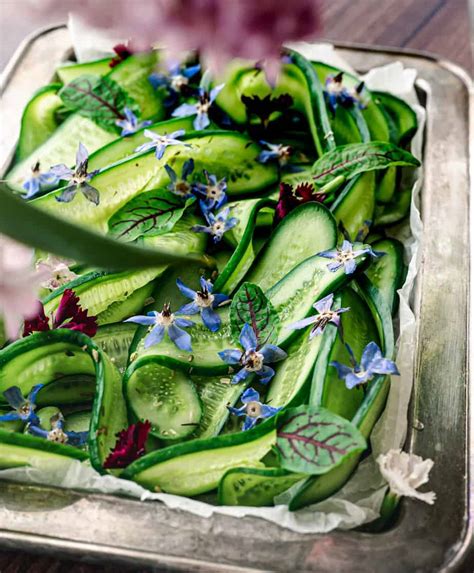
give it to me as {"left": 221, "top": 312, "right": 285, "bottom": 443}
{"left": 0, "top": 428, "right": 88, "bottom": 462}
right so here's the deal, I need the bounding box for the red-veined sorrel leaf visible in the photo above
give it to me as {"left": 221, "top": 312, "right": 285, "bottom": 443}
{"left": 230, "top": 282, "right": 280, "bottom": 346}
{"left": 108, "top": 189, "right": 194, "bottom": 242}
{"left": 59, "top": 74, "right": 138, "bottom": 133}
{"left": 311, "top": 142, "right": 420, "bottom": 186}
{"left": 275, "top": 405, "right": 366, "bottom": 474}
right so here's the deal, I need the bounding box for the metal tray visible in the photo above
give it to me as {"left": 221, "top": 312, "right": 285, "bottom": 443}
{"left": 0, "top": 25, "right": 472, "bottom": 572}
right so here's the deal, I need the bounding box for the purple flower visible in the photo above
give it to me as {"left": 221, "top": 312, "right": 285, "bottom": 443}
{"left": 317, "top": 240, "right": 379, "bottom": 275}
{"left": 50, "top": 143, "right": 100, "bottom": 205}
{"left": 28, "top": 412, "right": 88, "bottom": 447}
{"left": 287, "top": 293, "right": 350, "bottom": 338}
{"left": 172, "top": 85, "right": 224, "bottom": 131}
{"left": 191, "top": 206, "right": 238, "bottom": 243}
{"left": 331, "top": 341, "right": 399, "bottom": 390}
{"left": 218, "top": 323, "right": 287, "bottom": 385}
{"left": 257, "top": 141, "right": 292, "bottom": 166}
{"left": 176, "top": 276, "right": 229, "bottom": 332}
{"left": 115, "top": 107, "right": 152, "bottom": 137}
{"left": 22, "top": 161, "right": 59, "bottom": 199}
{"left": 228, "top": 387, "right": 281, "bottom": 431}
{"left": 193, "top": 170, "right": 227, "bottom": 212}
{"left": 149, "top": 63, "right": 201, "bottom": 106}
{"left": 134, "top": 129, "right": 188, "bottom": 160}
{"left": 0, "top": 384, "right": 43, "bottom": 425}
{"left": 125, "top": 303, "right": 194, "bottom": 351}
{"left": 164, "top": 159, "right": 195, "bottom": 198}
{"left": 324, "top": 73, "right": 366, "bottom": 115}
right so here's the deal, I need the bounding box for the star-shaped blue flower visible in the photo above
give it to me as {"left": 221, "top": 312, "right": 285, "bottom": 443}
{"left": 50, "top": 143, "right": 100, "bottom": 205}
{"left": 149, "top": 63, "right": 201, "bottom": 106}
{"left": 0, "top": 384, "right": 43, "bottom": 425}
{"left": 228, "top": 387, "right": 281, "bottom": 431}
{"left": 28, "top": 412, "right": 88, "bottom": 447}
{"left": 164, "top": 158, "right": 195, "bottom": 198}
{"left": 115, "top": 107, "right": 152, "bottom": 137}
{"left": 176, "top": 276, "right": 229, "bottom": 332}
{"left": 22, "top": 161, "right": 59, "bottom": 199}
{"left": 172, "top": 84, "right": 224, "bottom": 131}
{"left": 317, "top": 240, "right": 379, "bottom": 275}
{"left": 331, "top": 341, "right": 399, "bottom": 390}
{"left": 134, "top": 129, "right": 188, "bottom": 160}
{"left": 218, "top": 323, "right": 287, "bottom": 385}
{"left": 324, "top": 73, "right": 366, "bottom": 114}
{"left": 193, "top": 170, "right": 228, "bottom": 213}
{"left": 257, "top": 141, "right": 292, "bottom": 166}
{"left": 191, "top": 206, "right": 238, "bottom": 243}
{"left": 287, "top": 293, "right": 350, "bottom": 338}
{"left": 125, "top": 303, "right": 194, "bottom": 351}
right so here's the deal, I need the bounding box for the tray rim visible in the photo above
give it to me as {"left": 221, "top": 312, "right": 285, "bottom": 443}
{"left": 0, "top": 24, "right": 472, "bottom": 572}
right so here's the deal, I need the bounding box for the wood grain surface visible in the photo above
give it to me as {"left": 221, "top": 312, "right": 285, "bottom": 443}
{"left": 0, "top": 0, "right": 471, "bottom": 571}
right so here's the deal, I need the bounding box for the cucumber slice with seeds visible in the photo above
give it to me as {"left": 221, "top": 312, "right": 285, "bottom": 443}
{"left": 125, "top": 359, "right": 202, "bottom": 440}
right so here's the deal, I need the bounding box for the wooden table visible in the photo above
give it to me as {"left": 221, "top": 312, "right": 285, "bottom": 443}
{"left": 0, "top": 0, "right": 471, "bottom": 571}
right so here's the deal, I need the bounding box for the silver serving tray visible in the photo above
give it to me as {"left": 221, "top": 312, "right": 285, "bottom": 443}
{"left": 0, "top": 25, "right": 472, "bottom": 572}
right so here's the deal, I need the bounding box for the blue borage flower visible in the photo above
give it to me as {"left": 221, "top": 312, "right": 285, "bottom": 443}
{"left": 257, "top": 140, "right": 293, "bottom": 166}
{"left": 287, "top": 293, "right": 350, "bottom": 338}
{"left": 125, "top": 303, "right": 194, "bottom": 351}
{"left": 191, "top": 206, "right": 238, "bottom": 243}
{"left": 176, "top": 276, "right": 229, "bottom": 332}
{"left": 172, "top": 84, "right": 225, "bottom": 131}
{"left": 50, "top": 143, "right": 100, "bottom": 205}
{"left": 22, "top": 161, "right": 59, "bottom": 199}
{"left": 331, "top": 341, "right": 399, "bottom": 390}
{"left": 0, "top": 384, "right": 43, "bottom": 425}
{"left": 149, "top": 63, "right": 201, "bottom": 106}
{"left": 218, "top": 323, "right": 287, "bottom": 385}
{"left": 193, "top": 170, "right": 228, "bottom": 212}
{"left": 228, "top": 387, "right": 281, "bottom": 431}
{"left": 115, "top": 107, "right": 152, "bottom": 137}
{"left": 164, "top": 159, "right": 195, "bottom": 198}
{"left": 317, "top": 240, "right": 380, "bottom": 275}
{"left": 28, "top": 412, "right": 88, "bottom": 446}
{"left": 324, "top": 72, "right": 366, "bottom": 114}
{"left": 135, "top": 129, "right": 188, "bottom": 160}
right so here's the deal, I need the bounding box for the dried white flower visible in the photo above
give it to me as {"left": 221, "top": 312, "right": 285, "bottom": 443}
{"left": 36, "top": 255, "right": 77, "bottom": 290}
{"left": 377, "top": 449, "right": 436, "bottom": 505}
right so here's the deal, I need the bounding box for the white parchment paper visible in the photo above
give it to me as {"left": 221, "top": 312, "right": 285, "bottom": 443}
{"left": 0, "top": 33, "right": 426, "bottom": 533}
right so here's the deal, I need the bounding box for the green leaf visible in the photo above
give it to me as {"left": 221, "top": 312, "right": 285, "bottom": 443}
{"left": 59, "top": 74, "right": 138, "bottom": 133}
{"left": 275, "top": 405, "right": 366, "bottom": 475}
{"left": 0, "top": 182, "right": 205, "bottom": 270}
{"left": 108, "top": 189, "right": 194, "bottom": 242}
{"left": 312, "top": 142, "right": 420, "bottom": 186}
{"left": 230, "top": 282, "right": 280, "bottom": 346}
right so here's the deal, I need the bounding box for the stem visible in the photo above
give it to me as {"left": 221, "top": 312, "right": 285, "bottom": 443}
{"left": 319, "top": 175, "right": 346, "bottom": 195}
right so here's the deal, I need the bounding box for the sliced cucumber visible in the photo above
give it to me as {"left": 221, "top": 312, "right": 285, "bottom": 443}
{"left": 124, "top": 359, "right": 202, "bottom": 440}
{"left": 373, "top": 91, "right": 418, "bottom": 147}
{"left": 374, "top": 187, "right": 411, "bottom": 227}
{"left": 8, "top": 53, "right": 164, "bottom": 188}
{"left": 244, "top": 202, "right": 337, "bottom": 291}
{"left": 56, "top": 58, "right": 112, "bottom": 84}
{"left": 218, "top": 467, "right": 305, "bottom": 506}
{"left": 96, "top": 281, "right": 155, "bottom": 325}
{"left": 94, "top": 322, "right": 138, "bottom": 373}
{"left": 365, "top": 238, "right": 405, "bottom": 314}
{"left": 331, "top": 172, "right": 375, "bottom": 241}
{"left": 309, "top": 288, "right": 379, "bottom": 420}
{"left": 376, "top": 166, "right": 397, "bottom": 204}
{"left": 35, "top": 406, "right": 61, "bottom": 430}
{"left": 266, "top": 329, "right": 322, "bottom": 407}
{"left": 87, "top": 117, "right": 195, "bottom": 171}
{"left": 191, "top": 374, "right": 247, "bottom": 439}
{"left": 15, "top": 84, "right": 63, "bottom": 162}
{"left": 122, "top": 422, "right": 277, "bottom": 495}
{"left": 34, "top": 132, "right": 277, "bottom": 231}
{"left": 64, "top": 409, "right": 91, "bottom": 433}
{"left": 312, "top": 62, "right": 390, "bottom": 142}
{"left": 0, "top": 428, "right": 88, "bottom": 469}
{"left": 36, "top": 375, "right": 96, "bottom": 407}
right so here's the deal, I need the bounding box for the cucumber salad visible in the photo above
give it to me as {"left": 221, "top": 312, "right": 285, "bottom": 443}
{"left": 0, "top": 45, "right": 433, "bottom": 517}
